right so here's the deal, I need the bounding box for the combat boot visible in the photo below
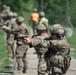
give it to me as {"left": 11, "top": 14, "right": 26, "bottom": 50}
{"left": 23, "top": 69, "right": 28, "bottom": 73}
{"left": 13, "top": 70, "right": 18, "bottom": 75}
{"left": 17, "top": 70, "right": 23, "bottom": 75}
{"left": 38, "top": 71, "right": 45, "bottom": 75}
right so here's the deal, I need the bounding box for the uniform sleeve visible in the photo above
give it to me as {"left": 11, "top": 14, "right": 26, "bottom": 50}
{"left": 6, "top": 26, "right": 22, "bottom": 33}
{"left": 39, "top": 40, "right": 59, "bottom": 49}
{"left": 11, "top": 26, "right": 22, "bottom": 32}
{"left": 31, "top": 38, "right": 42, "bottom": 46}
{"left": 43, "top": 19, "right": 48, "bottom": 26}
{"left": 24, "top": 26, "right": 29, "bottom": 35}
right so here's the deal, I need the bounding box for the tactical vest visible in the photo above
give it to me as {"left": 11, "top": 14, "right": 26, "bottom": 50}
{"left": 31, "top": 13, "right": 39, "bottom": 22}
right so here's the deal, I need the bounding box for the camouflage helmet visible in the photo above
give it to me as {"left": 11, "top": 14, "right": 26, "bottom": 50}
{"left": 16, "top": 16, "right": 24, "bottom": 22}
{"left": 39, "top": 11, "right": 45, "bottom": 17}
{"left": 3, "top": 5, "right": 7, "bottom": 8}
{"left": 13, "top": 12, "right": 17, "bottom": 17}
{"left": 50, "top": 24, "right": 64, "bottom": 34}
{"left": 36, "top": 24, "right": 46, "bottom": 30}
{"left": 7, "top": 12, "right": 13, "bottom": 17}
{"left": 33, "top": 8, "right": 37, "bottom": 12}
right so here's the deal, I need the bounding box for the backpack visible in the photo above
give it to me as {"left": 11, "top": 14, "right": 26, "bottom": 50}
{"left": 61, "top": 55, "right": 71, "bottom": 73}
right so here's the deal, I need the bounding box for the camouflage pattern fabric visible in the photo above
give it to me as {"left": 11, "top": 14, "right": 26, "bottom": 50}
{"left": 16, "top": 44, "right": 28, "bottom": 71}
{"left": 40, "top": 37, "right": 70, "bottom": 74}
{"left": 13, "top": 22, "right": 29, "bottom": 72}
{"left": 5, "top": 19, "right": 29, "bottom": 73}
{"left": 30, "top": 33, "right": 49, "bottom": 75}
{"left": 39, "top": 17, "right": 48, "bottom": 28}
{"left": 3, "top": 19, "right": 15, "bottom": 58}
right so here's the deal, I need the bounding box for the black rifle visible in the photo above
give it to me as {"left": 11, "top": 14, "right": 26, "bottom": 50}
{"left": 13, "top": 32, "right": 19, "bottom": 40}
{"left": 17, "top": 35, "right": 28, "bottom": 40}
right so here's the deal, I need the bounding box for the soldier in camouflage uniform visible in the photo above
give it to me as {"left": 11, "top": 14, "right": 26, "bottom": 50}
{"left": 1, "top": 5, "right": 11, "bottom": 15}
{"left": 40, "top": 24, "right": 71, "bottom": 75}
{"left": 39, "top": 11, "right": 48, "bottom": 28}
{"left": 23, "top": 24, "right": 49, "bottom": 75}
{"left": 24, "top": 24, "right": 71, "bottom": 75}
{"left": 1, "top": 16, "right": 29, "bottom": 74}
{"left": 1, "top": 12, "right": 16, "bottom": 58}
{"left": 0, "top": 5, "right": 11, "bottom": 21}
{"left": 38, "top": 11, "right": 49, "bottom": 36}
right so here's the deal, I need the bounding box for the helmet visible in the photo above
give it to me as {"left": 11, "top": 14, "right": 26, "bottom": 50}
{"left": 50, "top": 24, "right": 64, "bottom": 35}
{"left": 39, "top": 11, "right": 45, "bottom": 17}
{"left": 7, "top": 12, "right": 13, "bottom": 17}
{"left": 13, "top": 12, "right": 17, "bottom": 17}
{"left": 36, "top": 24, "right": 46, "bottom": 30}
{"left": 3, "top": 5, "right": 7, "bottom": 8}
{"left": 16, "top": 16, "right": 24, "bottom": 22}
{"left": 33, "top": 8, "right": 37, "bottom": 12}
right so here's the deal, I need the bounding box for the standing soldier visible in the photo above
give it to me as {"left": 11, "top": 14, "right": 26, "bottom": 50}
{"left": 1, "top": 12, "right": 16, "bottom": 58}
{"left": 39, "top": 11, "right": 48, "bottom": 28}
{"left": 39, "top": 11, "right": 49, "bottom": 36}
{"left": 31, "top": 8, "right": 39, "bottom": 35}
{"left": 6, "top": 12, "right": 18, "bottom": 58}
{"left": 1, "top": 16, "right": 29, "bottom": 75}
{"left": 23, "top": 24, "right": 49, "bottom": 75}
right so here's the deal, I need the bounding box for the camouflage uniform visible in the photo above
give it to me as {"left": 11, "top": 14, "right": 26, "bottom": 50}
{"left": 1, "top": 5, "right": 11, "bottom": 16}
{"left": 4, "top": 16, "right": 29, "bottom": 74}
{"left": 39, "top": 24, "right": 71, "bottom": 75}
{"left": 38, "top": 11, "right": 49, "bottom": 36}
{"left": 29, "top": 24, "right": 49, "bottom": 75}
{"left": 39, "top": 11, "right": 48, "bottom": 28}
{"left": 2, "top": 12, "right": 17, "bottom": 58}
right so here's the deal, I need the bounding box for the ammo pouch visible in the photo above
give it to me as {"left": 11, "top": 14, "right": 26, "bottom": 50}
{"left": 50, "top": 55, "right": 64, "bottom": 68}
{"left": 61, "top": 55, "right": 71, "bottom": 73}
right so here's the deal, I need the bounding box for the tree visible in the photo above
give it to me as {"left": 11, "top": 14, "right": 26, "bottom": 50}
{"left": 0, "top": 0, "right": 76, "bottom": 26}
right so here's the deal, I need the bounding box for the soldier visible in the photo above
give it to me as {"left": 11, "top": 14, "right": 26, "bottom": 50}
{"left": 6, "top": 12, "right": 18, "bottom": 58}
{"left": 31, "top": 8, "right": 39, "bottom": 35}
{"left": 39, "top": 11, "right": 49, "bottom": 36}
{"left": 39, "top": 11, "right": 48, "bottom": 27}
{"left": 1, "top": 16, "right": 29, "bottom": 74}
{"left": 0, "top": 12, "right": 15, "bottom": 58}
{"left": 23, "top": 24, "right": 49, "bottom": 75}
{"left": 24, "top": 24, "right": 71, "bottom": 75}
{"left": 40, "top": 24, "right": 71, "bottom": 75}
{"left": 2, "top": 5, "right": 11, "bottom": 15}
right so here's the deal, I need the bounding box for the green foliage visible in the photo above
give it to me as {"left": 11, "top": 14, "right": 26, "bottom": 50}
{"left": 66, "top": 27, "right": 76, "bottom": 48}
{"left": 0, "top": 0, "right": 76, "bottom": 26}
{"left": 66, "top": 27, "right": 76, "bottom": 58}
{"left": 44, "top": 0, "right": 66, "bottom": 25}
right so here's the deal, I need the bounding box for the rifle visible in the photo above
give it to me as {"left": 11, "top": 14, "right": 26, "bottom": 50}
{"left": 17, "top": 35, "right": 28, "bottom": 40}
{"left": 13, "top": 32, "right": 19, "bottom": 40}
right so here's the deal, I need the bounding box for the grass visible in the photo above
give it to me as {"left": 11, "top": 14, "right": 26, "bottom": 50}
{"left": 0, "top": 30, "right": 13, "bottom": 75}
{"left": 66, "top": 27, "right": 76, "bottom": 58}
